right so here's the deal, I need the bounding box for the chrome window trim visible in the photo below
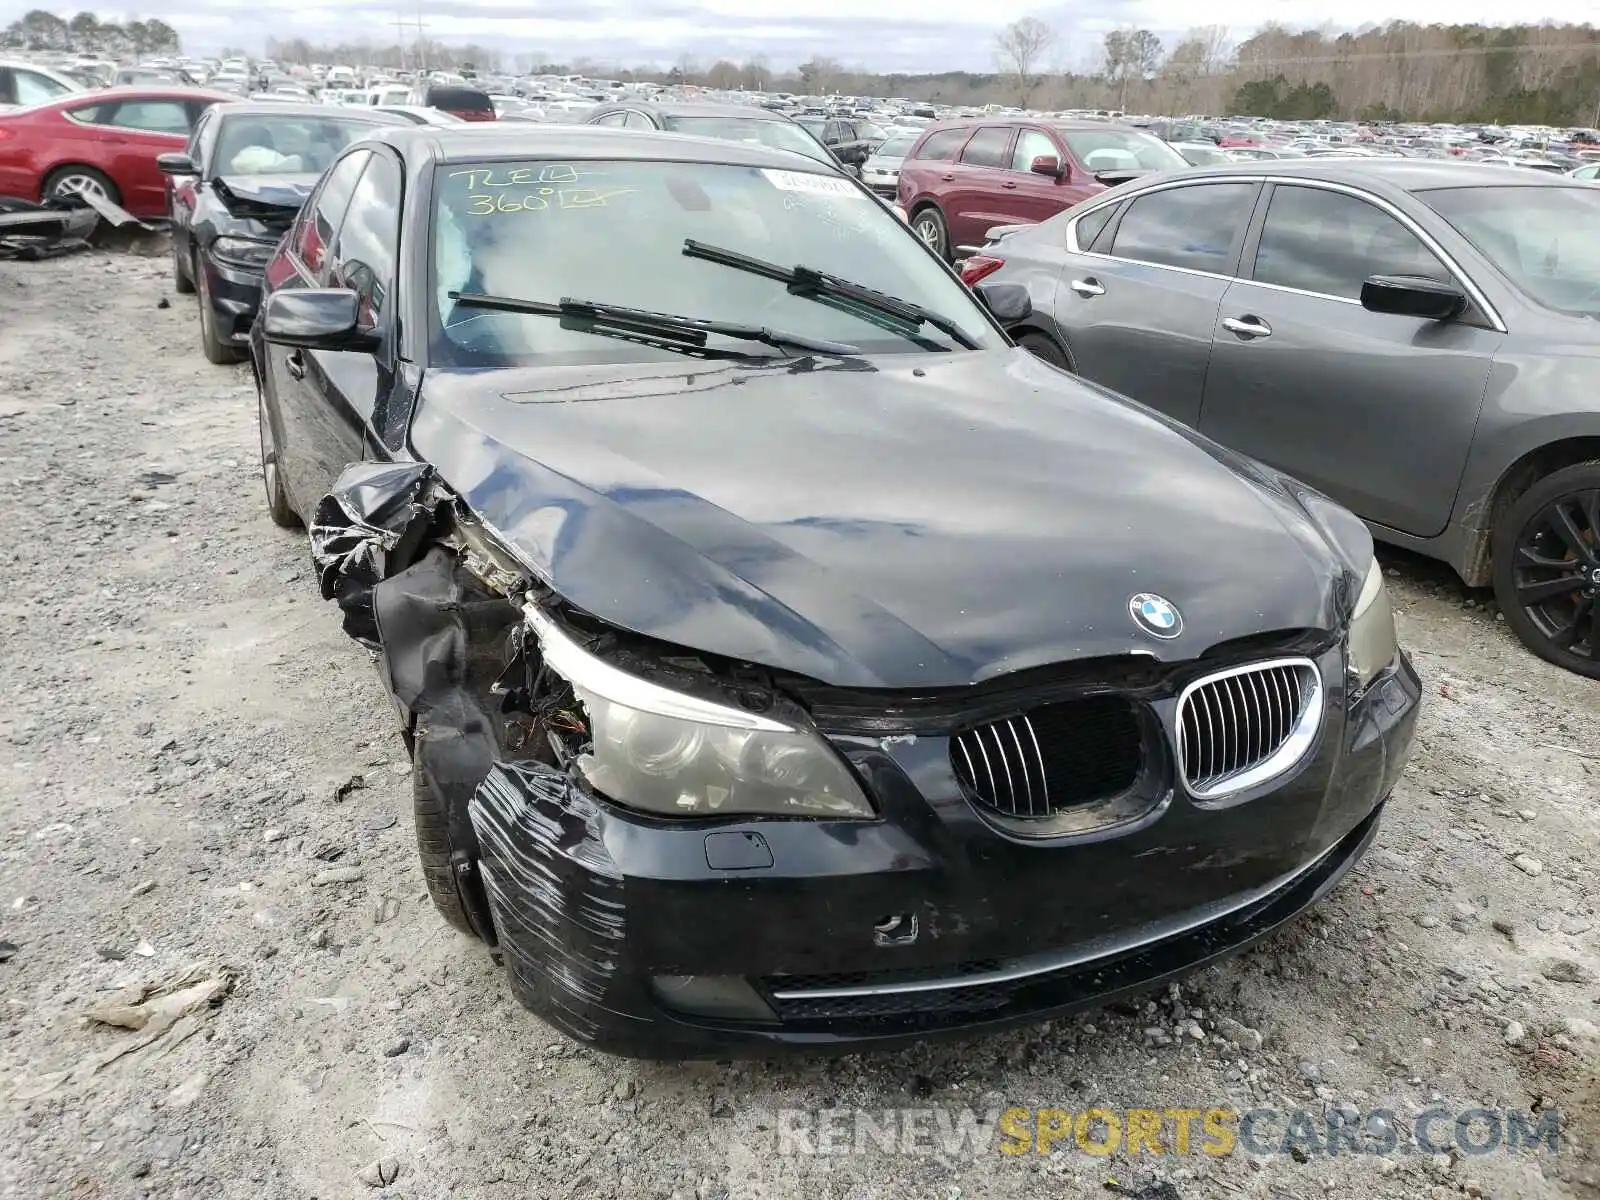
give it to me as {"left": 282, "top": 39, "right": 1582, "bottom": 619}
{"left": 1251, "top": 176, "right": 1507, "bottom": 332}
{"left": 1064, "top": 173, "right": 1508, "bottom": 333}
{"left": 769, "top": 830, "right": 1344, "bottom": 1001}
{"left": 1175, "top": 656, "right": 1324, "bottom": 800}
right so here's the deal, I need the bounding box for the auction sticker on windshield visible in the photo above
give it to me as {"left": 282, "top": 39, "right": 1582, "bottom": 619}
{"left": 761, "top": 169, "right": 866, "bottom": 198}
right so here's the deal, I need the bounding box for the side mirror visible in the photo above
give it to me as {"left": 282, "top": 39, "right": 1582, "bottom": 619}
{"left": 1360, "top": 274, "right": 1466, "bottom": 321}
{"left": 262, "top": 289, "right": 380, "bottom": 352}
{"left": 157, "top": 152, "right": 197, "bottom": 176}
{"left": 1030, "top": 155, "right": 1065, "bottom": 180}
{"left": 975, "top": 281, "right": 1031, "bottom": 324}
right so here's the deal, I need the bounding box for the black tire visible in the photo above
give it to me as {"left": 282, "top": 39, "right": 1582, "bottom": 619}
{"left": 1016, "top": 331, "right": 1072, "bottom": 371}
{"left": 172, "top": 238, "right": 194, "bottom": 295}
{"left": 197, "top": 259, "right": 244, "bottom": 364}
{"left": 413, "top": 766, "right": 480, "bottom": 937}
{"left": 1491, "top": 460, "right": 1600, "bottom": 679}
{"left": 257, "top": 386, "right": 300, "bottom": 529}
{"left": 911, "top": 205, "right": 949, "bottom": 261}
{"left": 42, "top": 165, "right": 120, "bottom": 207}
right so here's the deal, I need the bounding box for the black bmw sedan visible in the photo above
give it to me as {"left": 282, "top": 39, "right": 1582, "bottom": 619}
{"left": 158, "top": 101, "right": 409, "bottom": 363}
{"left": 251, "top": 125, "right": 1420, "bottom": 1058}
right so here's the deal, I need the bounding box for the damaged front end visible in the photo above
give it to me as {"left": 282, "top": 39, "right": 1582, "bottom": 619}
{"left": 311, "top": 459, "right": 1419, "bottom": 1059}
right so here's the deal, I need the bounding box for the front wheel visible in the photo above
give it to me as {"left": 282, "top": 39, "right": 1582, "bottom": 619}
{"left": 172, "top": 238, "right": 194, "bottom": 295}
{"left": 911, "top": 206, "right": 949, "bottom": 261}
{"left": 257, "top": 383, "right": 300, "bottom": 528}
{"left": 197, "top": 259, "right": 244, "bottom": 364}
{"left": 1016, "top": 332, "right": 1072, "bottom": 371}
{"left": 1491, "top": 461, "right": 1600, "bottom": 678}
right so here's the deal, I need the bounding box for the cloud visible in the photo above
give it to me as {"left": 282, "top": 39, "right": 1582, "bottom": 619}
{"left": 6, "top": 0, "right": 1595, "bottom": 72}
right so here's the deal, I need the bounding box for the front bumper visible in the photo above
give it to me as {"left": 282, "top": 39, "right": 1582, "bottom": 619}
{"left": 201, "top": 255, "right": 266, "bottom": 346}
{"left": 470, "top": 647, "right": 1420, "bottom": 1058}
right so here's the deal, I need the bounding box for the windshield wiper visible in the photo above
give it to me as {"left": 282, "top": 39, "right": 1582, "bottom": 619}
{"left": 447, "top": 292, "right": 862, "bottom": 358}
{"left": 682, "top": 239, "right": 983, "bottom": 351}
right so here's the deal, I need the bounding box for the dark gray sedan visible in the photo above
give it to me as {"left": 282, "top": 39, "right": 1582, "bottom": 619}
{"left": 980, "top": 160, "right": 1600, "bottom": 678}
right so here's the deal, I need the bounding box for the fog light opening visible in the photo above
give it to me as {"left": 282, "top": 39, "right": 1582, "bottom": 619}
{"left": 649, "top": 974, "right": 776, "bottom": 1022}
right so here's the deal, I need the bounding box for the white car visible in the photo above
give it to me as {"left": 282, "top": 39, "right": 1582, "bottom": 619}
{"left": 1566, "top": 161, "right": 1600, "bottom": 181}
{"left": 0, "top": 60, "right": 82, "bottom": 110}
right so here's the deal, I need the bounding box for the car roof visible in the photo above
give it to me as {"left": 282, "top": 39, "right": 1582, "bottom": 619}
{"left": 214, "top": 101, "right": 410, "bottom": 123}
{"left": 591, "top": 101, "right": 793, "bottom": 120}
{"left": 370, "top": 123, "right": 841, "bottom": 171}
{"left": 1155, "top": 157, "right": 1598, "bottom": 193}
{"left": 56, "top": 85, "right": 241, "bottom": 105}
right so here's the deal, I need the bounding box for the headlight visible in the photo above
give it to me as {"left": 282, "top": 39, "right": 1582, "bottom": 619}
{"left": 210, "top": 236, "right": 275, "bottom": 270}
{"left": 524, "top": 604, "right": 874, "bottom": 819}
{"left": 1347, "top": 558, "right": 1398, "bottom": 690}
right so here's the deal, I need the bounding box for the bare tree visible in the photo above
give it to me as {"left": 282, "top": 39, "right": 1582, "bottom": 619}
{"left": 994, "top": 17, "right": 1056, "bottom": 107}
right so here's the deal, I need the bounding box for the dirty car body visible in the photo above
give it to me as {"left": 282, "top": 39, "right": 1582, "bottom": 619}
{"left": 251, "top": 125, "right": 1420, "bottom": 1059}
{"left": 161, "top": 103, "right": 411, "bottom": 362}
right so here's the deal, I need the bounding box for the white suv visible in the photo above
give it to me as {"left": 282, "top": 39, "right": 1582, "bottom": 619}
{"left": 0, "top": 60, "right": 83, "bottom": 110}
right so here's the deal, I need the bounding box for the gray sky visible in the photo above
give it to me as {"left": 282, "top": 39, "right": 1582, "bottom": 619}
{"left": 6, "top": 1, "right": 1597, "bottom": 72}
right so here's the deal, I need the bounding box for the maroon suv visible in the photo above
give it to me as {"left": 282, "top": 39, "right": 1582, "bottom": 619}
{"left": 897, "top": 120, "right": 1189, "bottom": 259}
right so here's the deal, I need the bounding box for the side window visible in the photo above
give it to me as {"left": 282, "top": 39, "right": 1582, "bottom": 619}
{"left": 590, "top": 111, "right": 626, "bottom": 127}
{"left": 295, "top": 150, "right": 370, "bottom": 279}
{"left": 101, "top": 100, "right": 191, "bottom": 135}
{"left": 960, "top": 126, "right": 1014, "bottom": 169}
{"left": 185, "top": 108, "right": 215, "bottom": 165}
{"left": 1252, "top": 185, "right": 1448, "bottom": 300}
{"left": 1110, "top": 183, "right": 1256, "bottom": 273}
{"left": 837, "top": 121, "right": 857, "bottom": 141}
{"left": 914, "top": 128, "right": 968, "bottom": 161}
{"left": 622, "top": 111, "right": 655, "bottom": 130}
{"left": 1011, "top": 129, "right": 1058, "bottom": 172}
{"left": 16, "top": 69, "right": 70, "bottom": 106}
{"left": 1073, "top": 204, "right": 1117, "bottom": 252}
{"left": 330, "top": 152, "right": 401, "bottom": 330}
{"left": 823, "top": 120, "right": 843, "bottom": 143}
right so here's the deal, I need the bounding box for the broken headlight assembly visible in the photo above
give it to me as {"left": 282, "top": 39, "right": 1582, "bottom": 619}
{"left": 523, "top": 604, "right": 875, "bottom": 819}
{"left": 1347, "top": 558, "right": 1398, "bottom": 691}
{"left": 209, "top": 235, "right": 276, "bottom": 271}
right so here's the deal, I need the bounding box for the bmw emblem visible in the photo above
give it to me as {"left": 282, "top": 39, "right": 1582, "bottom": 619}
{"left": 1129, "top": 593, "right": 1183, "bottom": 639}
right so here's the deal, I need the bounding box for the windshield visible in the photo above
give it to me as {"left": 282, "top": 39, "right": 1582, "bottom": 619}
{"left": 1060, "top": 128, "right": 1188, "bottom": 173}
{"left": 660, "top": 116, "right": 831, "bottom": 165}
{"left": 874, "top": 136, "right": 914, "bottom": 158}
{"left": 429, "top": 158, "right": 1001, "bottom": 366}
{"left": 214, "top": 114, "right": 381, "bottom": 176}
{"left": 1420, "top": 185, "right": 1600, "bottom": 316}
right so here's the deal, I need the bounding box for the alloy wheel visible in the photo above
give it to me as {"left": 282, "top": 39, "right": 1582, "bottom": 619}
{"left": 914, "top": 215, "right": 941, "bottom": 252}
{"left": 1510, "top": 488, "right": 1600, "bottom": 660}
{"left": 52, "top": 173, "right": 109, "bottom": 202}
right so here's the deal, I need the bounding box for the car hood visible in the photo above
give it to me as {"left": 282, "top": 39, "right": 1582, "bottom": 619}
{"left": 412, "top": 349, "right": 1355, "bottom": 689}
{"left": 211, "top": 173, "right": 319, "bottom": 228}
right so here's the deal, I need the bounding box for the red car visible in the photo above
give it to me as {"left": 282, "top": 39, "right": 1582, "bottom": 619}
{"left": 0, "top": 86, "right": 237, "bottom": 219}
{"left": 896, "top": 119, "right": 1189, "bottom": 260}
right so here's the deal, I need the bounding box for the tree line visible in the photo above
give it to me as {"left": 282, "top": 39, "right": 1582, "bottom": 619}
{"left": 989, "top": 19, "right": 1600, "bottom": 125}
{"left": 1, "top": 9, "right": 180, "bottom": 59}
{"left": 4, "top": 8, "right": 1597, "bottom": 126}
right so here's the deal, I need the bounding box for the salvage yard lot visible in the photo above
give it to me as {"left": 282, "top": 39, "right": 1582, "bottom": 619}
{"left": 1, "top": 250, "right": 1598, "bottom": 1199}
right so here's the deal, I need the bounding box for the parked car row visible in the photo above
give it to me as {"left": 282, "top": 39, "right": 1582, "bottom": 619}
{"left": 235, "top": 122, "right": 1419, "bottom": 1059}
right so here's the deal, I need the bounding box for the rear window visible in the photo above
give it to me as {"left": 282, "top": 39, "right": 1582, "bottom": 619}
{"left": 913, "top": 128, "right": 969, "bottom": 161}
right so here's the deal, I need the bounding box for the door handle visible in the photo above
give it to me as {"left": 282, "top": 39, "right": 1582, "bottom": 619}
{"left": 1069, "top": 278, "right": 1105, "bottom": 297}
{"left": 1221, "top": 315, "right": 1272, "bottom": 339}
{"left": 939, "top": 173, "right": 955, "bottom": 182}
{"left": 285, "top": 351, "right": 305, "bottom": 379}
{"left": 1001, "top": 180, "right": 1018, "bottom": 189}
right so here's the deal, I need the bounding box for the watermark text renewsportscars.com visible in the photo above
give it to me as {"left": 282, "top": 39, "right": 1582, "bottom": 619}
{"left": 765, "top": 1104, "right": 1563, "bottom": 1159}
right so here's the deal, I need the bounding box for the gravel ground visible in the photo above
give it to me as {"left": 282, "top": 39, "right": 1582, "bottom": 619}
{"left": 2, "top": 250, "right": 1598, "bottom": 1200}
